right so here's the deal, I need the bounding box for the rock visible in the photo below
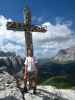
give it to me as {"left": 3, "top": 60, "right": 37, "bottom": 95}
{"left": 0, "top": 70, "right": 23, "bottom": 100}
{"left": 52, "top": 47, "right": 75, "bottom": 64}
{"left": 0, "top": 68, "right": 74, "bottom": 100}
{"left": 24, "top": 93, "right": 43, "bottom": 100}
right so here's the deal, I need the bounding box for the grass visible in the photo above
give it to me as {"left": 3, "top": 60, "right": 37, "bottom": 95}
{"left": 39, "top": 75, "right": 75, "bottom": 89}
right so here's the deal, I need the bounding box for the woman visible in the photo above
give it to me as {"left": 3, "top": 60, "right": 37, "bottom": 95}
{"left": 24, "top": 49, "right": 38, "bottom": 94}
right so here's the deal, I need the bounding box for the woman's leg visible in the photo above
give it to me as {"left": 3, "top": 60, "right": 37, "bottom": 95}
{"left": 32, "top": 71, "right": 38, "bottom": 94}
{"left": 23, "top": 79, "right": 27, "bottom": 92}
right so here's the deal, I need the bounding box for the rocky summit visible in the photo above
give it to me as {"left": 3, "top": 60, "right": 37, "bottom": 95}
{"left": 0, "top": 69, "right": 23, "bottom": 100}
{"left": 0, "top": 68, "right": 70, "bottom": 100}
{"left": 0, "top": 52, "right": 75, "bottom": 100}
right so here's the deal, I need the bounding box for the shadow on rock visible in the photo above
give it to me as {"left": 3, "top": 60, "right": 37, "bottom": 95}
{"left": 0, "top": 96, "right": 19, "bottom": 100}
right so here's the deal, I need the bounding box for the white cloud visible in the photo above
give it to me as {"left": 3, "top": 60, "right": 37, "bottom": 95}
{"left": 0, "top": 15, "right": 75, "bottom": 58}
{"left": 0, "top": 15, "right": 25, "bottom": 56}
{"left": 33, "top": 20, "right": 75, "bottom": 58}
{"left": 33, "top": 22, "right": 72, "bottom": 42}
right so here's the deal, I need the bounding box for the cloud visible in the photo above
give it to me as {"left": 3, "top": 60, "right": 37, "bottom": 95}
{"left": 0, "top": 15, "right": 75, "bottom": 58}
{"left": 0, "top": 15, "right": 25, "bottom": 57}
{"left": 33, "top": 22, "right": 72, "bottom": 42}
{"left": 33, "top": 21, "right": 73, "bottom": 47}
{"left": 32, "top": 20, "right": 75, "bottom": 58}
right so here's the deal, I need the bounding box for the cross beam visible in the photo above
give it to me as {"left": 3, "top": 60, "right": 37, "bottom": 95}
{"left": 7, "top": 22, "right": 47, "bottom": 32}
{"left": 7, "top": 3, "right": 47, "bottom": 57}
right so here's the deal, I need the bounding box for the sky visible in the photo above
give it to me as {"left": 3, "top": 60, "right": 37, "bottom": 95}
{"left": 0, "top": 0, "right": 75, "bottom": 58}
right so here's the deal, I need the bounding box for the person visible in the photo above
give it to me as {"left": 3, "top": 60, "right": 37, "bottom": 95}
{"left": 23, "top": 48, "right": 38, "bottom": 94}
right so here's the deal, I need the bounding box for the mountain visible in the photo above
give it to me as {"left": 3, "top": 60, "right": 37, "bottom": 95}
{"left": 0, "top": 51, "right": 26, "bottom": 100}
{"left": 0, "top": 51, "right": 16, "bottom": 57}
{"left": 0, "top": 52, "right": 69, "bottom": 100}
{"left": 51, "top": 47, "right": 75, "bottom": 64}
{"left": 0, "top": 50, "right": 75, "bottom": 89}
{"left": 0, "top": 59, "right": 70, "bottom": 100}
{"left": 0, "top": 51, "right": 24, "bottom": 79}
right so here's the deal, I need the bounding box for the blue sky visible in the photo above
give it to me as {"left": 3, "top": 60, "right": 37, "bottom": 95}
{"left": 0, "top": 0, "right": 75, "bottom": 58}
{"left": 0, "top": 0, "right": 75, "bottom": 26}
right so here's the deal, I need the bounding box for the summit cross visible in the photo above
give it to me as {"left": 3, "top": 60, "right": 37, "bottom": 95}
{"left": 7, "top": 0, "right": 47, "bottom": 56}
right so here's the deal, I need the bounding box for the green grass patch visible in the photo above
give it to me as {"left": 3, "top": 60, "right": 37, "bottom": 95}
{"left": 39, "top": 76, "right": 75, "bottom": 89}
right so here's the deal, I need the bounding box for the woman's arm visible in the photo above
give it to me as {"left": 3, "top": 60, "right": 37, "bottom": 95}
{"left": 24, "top": 58, "right": 28, "bottom": 79}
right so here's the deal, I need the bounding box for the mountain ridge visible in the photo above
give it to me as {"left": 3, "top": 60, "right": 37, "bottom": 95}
{"left": 51, "top": 47, "right": 75, "bottom": 64}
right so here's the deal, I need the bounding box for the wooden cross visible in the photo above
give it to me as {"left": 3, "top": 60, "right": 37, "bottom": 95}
{"left": 7, "top": 1, "right": 47, "bottom": 57}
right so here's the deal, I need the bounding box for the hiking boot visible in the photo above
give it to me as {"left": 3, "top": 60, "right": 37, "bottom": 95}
{"left": 23, "top": 87, "right": 28, "bottom": 93}
{"left": 33, "top": 87, "right": 37, "bottom": 94}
